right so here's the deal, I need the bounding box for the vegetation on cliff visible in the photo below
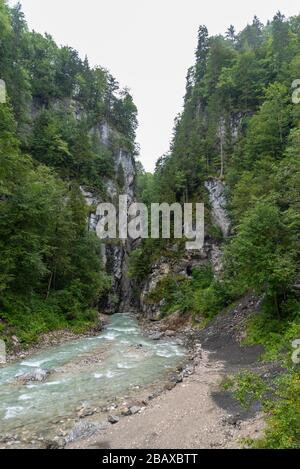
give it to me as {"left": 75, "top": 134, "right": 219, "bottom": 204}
{"left": 132, "top": 12, "right": 300, "bottom": 448}
{"left": 0, "top": 0, "right": 137, "bottom": 345}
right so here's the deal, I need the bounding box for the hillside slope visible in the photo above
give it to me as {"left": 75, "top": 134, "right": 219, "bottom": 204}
{"left": 0, "top": 0, "right": 138, "bottom": 346}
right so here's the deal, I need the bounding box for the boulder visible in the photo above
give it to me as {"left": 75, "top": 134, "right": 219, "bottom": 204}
{"left": 16, "top": 368, "right": 50, "bottom": 384}
{"left": 65, "top": 421, "right": 107, "bottom": 443}
{"left": 108, "top": 415, "right": 119, "bottom": 424}
{"left": 129, "top": 406, "right": 141, "bottom": 415}
{"left": 149, "top": 332, "right": 164, "bottom": 341}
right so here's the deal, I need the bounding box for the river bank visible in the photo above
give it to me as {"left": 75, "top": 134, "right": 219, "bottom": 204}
{"left": 2, "top": 314, "right": 111, "bottom": 365}
{"left": 0, "top": 313, "right": 188, "bottom": 448}
{"left": 1, "top": 296, "right": 273, "bottom": 449}
{"left": 67, "top": 295, "right": 271, "bottom": 449}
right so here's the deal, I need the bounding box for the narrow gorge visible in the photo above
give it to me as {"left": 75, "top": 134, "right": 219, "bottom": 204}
{"left": 1, "top": 0, "right": 300, "bottom": 450}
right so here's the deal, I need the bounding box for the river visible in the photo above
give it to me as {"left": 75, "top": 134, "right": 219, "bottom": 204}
{"left": 0, "top": 313, "right": 186, "bottom": 445}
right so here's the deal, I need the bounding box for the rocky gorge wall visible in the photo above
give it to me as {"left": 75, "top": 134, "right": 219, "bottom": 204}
{"left": 139, "top": 178, "right": 231, "bottom": 320}
{"left": 81, "top": 121, "right": 136, "bottom": 313}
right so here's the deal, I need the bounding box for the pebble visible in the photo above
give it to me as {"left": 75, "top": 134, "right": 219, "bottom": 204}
{"left": 129, "top": 406, "right": 141, "bottom": 415}
{"left": 108, "top": 415, "right": 120, "bottom": 424}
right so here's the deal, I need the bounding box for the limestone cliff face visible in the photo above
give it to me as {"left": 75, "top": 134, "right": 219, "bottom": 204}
{"left": 139, "top": 178, "right": 231, "bottom": 320}
{"left": 82, "top": 121, "right": 136, "bottom": 313}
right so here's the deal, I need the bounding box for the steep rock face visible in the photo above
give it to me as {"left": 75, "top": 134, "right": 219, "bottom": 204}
{"left": 82, "top": 122, "right": 136, "bottom": 313}
{"left": 139, "top": 249, "right": 210, "bottom": 320}
{"left": 205, "top": 179, "right": 231, "bottom": 238}
{"left": 140, "top": 179, "right": 231, "bottom": 319}
{"left": 205, "top": 178, "right": 231, "bottom": 275}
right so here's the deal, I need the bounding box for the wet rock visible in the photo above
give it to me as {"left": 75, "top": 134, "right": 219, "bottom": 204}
{"left": 108, "top": 415, "right": 120, "bottom": 424}
{"left": 119, "top": 406, "right": 131, "bottom": 416}
{"left": 129, "top": 406, "right": 141, "bottom": 415}
{"left": 77, "top": 406, "right": 96, "bottom": 418}
{"left": 148, "top": 389, "right": 162, "bottom": 400}
{"left": 0, "top": 433, "right": 18, "bottom": 443}
{"left": 164, "top": 382, "right": 176, "bottom": 391}
{"left": 169, "top": 373, "right": 183, "bottom": 385}
{"left": 182, "top": 364, "right": 194, "bottom": 377}
{"left": 149, "top": 332, "right": 164, "bottom": 341}
{"left": 16, "top": 368, "right": 51, "bottom": 384}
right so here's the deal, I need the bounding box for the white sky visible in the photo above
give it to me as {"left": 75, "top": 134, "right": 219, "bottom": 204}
{"left": 10, "top": 0, "right": 300, "bottom": 171}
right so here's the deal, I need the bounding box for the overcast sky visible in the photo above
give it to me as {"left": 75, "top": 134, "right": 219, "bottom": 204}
{"left": 11, "top": 0, "right": 300, "bottom": 171}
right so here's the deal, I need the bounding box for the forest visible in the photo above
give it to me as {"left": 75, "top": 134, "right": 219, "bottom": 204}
{"left": 0, "top": 0, "right": 137, "bottom": 343}
{"left": 133, "top": 12, "right": 300, "bottom": 326}
{"left": 131, "top": 12, "right": 300, "bottom": 448}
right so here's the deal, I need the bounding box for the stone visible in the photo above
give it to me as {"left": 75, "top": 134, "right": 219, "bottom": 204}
{"left": 149, "top": 332, "right": 164, "bottom": 341}
{"left": 108, "top": 415, "right": 120, "bottom": 424}
{"left": 120, "top": 407, "right": 131, "bottom": 416}
{"left": 165, "top": 330, "right": 175, "bottom": 337}
{"left": 16, "top": 368, "right": 50, "bottom": 384}
{"left": 221, "top": 414, "right": 241, "bottom": 427}
{"left": 65, "top": 421, "right": 105, "bottom": 443}
{"left": 164, "top": 382, "right": 176, "bottom": 391}
{"left": 77, "top": 406, "right": 96, "bottom": 418}
{"left": 205, "top": 179, "right": 231, "bottom": 238}
{"left": 11, "top": 335, "right": 19, "bottom": 345}
{"left": 45, "top": 437, "right": 66, "bottom": 449}
{"left": 182, "top": 364, "right": 194, "bottom": 377}
{"left": 129, "top": 406, "right": 141, "bottom": 415}
{"left": 0, "top": 433, "right": 17, "bottom": 443}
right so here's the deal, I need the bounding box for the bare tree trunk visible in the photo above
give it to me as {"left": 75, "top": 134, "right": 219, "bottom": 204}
{"left": 274, "top": 292, "right": 281, "bottom": 320}
{"left": 219, "top": 119, "right": 225, "bottom": 179}
{"left": 220, "top": 135, "right": 224, "bottom": 178}
{"left": 46, "top": 270, "right": 53, "bottom": 300}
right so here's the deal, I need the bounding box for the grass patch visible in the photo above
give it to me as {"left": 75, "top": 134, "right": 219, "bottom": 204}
{"left": 144, "top": 265, "right": 233, "bottom": 321}
{"left": 221, "top": 371, "right": 267, "bottom": 409}
{"left": 244, "top": 298, "right": 300, "bottom": 362}
{"left": 0, "top": 293, "right": 99, "bottom": 348}
{"left": 222, "top": 296, "right": 300, "bottom": 448}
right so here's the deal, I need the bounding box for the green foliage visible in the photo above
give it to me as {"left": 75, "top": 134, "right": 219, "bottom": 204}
{"left": 143, "top": 266, "right": 232, "bottom": 320}
{"left": 244, "top": 83, "right": 292, "bottom": 164}
{"left": 255, "top": 372, "right": 300, "bottom": 449}
{"left": 0, "top": 2, "right": 136, "bottom": 345}
{"left": 135, "top": 163, "right": 156, "bottom": 207}
{"left": 0, "top": 0, "right": 138, "bottom": 149}
{"left": 244, "top": 298, "right": 300, "bottom": 361}
{"left": 223, "top": 369, "right": 300, "bottom": 448}
{"left": 129, "top": 238, "right": 181, "bottom": 283}
{"left": 222, "top": 295, "right": 300, "bottom": 448}
{"left": 0, "top": 293, "right": 99, "bottom": 345}
{"left": 132, "top": 12, "right": 300, "bottom": 449}
{"left": 0, "top": 115, "right": 111, "bottom": 342}
{"left": 224, "top": 201, "right": 298, "bottom": 309}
